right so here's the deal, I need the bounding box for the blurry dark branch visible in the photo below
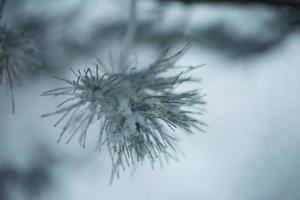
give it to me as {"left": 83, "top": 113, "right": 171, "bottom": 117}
{"left": 0, "top": 0, "right": 6, "bottom": 15}
{"left": 0, "top": 147, "right": 59, "bottom": 200}
{"left": 160, "top": 0, "right": 300, "bottom": 7}
{"left": 61, "top": 9, "right": 299, "bottom": 60}
{"left": 5, "top": 0, "right": 298, "bottom": 67}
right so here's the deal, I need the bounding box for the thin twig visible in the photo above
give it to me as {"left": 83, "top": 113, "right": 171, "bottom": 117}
{"left": 120, "top": 0, "right": 138, "bottom": 71}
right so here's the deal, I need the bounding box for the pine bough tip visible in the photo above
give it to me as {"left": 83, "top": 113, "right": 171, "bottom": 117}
{"left": 43, "top": 45, "right": 206, "bottom": 182}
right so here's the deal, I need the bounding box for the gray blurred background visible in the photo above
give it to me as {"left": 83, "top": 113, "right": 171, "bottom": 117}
{"left": 0, "top": 0, "right": 300, "bottom": 199}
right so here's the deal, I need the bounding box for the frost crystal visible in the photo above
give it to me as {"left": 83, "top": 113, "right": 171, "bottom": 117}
{"left": 42, "top": 44, "right": 206, "bottom": 182}
{"left": 0, "top": 20, "right": 41, "bottom": 112}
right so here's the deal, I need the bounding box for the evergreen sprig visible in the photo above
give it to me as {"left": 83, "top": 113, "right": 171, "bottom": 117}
{"left": 0, "top": 18, "right": 41, "bottom": 112}
{"left": 42, "top": 44, "right": 206, "bottom": 182}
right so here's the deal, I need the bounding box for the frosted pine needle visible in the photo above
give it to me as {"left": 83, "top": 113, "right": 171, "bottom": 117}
{"left": 42, "top": 45, "right": 206, "bottom": 182}
{"left": 0, "top": 20, "right": 41, "bottom": 113}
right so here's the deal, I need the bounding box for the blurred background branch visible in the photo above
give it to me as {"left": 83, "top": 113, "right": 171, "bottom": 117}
{"left": 0, "top": 0, "right": 6, "bottom": 15}
{"left": 160, "top": 0, "right": 300, "bottom": 7}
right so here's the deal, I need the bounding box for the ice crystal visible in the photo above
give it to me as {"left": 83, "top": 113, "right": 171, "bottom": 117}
{"left": 42, "top": 44, "right": 206, "bottom": 182}
{"left": 0, "top": 20, "right": 41, "bottom": 112}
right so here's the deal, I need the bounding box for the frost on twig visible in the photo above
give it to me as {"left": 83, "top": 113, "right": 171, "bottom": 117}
{"left": 42, "top": 44, "right": 206, "bottom": 183}
{"left": 0, "top": 18, "right": 41, "bottom": 113}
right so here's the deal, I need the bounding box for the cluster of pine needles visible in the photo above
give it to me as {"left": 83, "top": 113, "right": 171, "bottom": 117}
{"left": 0, "top": 1, "right": 41, "bottom": 112}
{"left": 42, "top": 44, "right": 206, "bottom": 182}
